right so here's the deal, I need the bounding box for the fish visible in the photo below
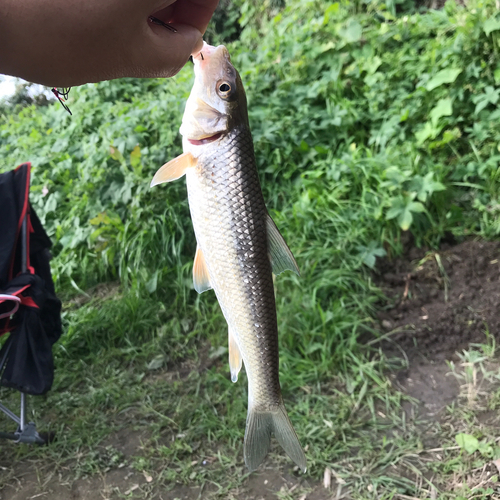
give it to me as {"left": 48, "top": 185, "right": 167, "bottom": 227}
{"left": 151, "top": 42, "right": 306, "bottom": 473}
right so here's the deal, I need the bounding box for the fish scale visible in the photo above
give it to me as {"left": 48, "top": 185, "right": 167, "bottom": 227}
{"left": 151, "top": 42, "right": 306, "bottom": 472}
{"left": 187, "top": 126, "right": 282, "bottom": 410}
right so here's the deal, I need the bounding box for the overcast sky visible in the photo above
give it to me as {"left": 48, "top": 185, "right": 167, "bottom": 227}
{"left": 0, "top": 76, "right": 17, "bottom": 99}
{"left": 0, "top": 75, "right": 53, "bottom": 103}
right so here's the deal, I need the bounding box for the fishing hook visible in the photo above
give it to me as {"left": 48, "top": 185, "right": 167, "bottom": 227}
{"left": 51, "top": 87, "right": 72, "bottom": 115}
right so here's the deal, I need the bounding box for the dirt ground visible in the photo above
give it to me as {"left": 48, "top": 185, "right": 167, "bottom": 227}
{"left": 376, "top": 239, "right": 500, "bottom": 411}
{"left": 378, "top": 239, "right": 500, "bottom": 361}
{"left": 1, "top": 239, "right": 499, "bottom": 499}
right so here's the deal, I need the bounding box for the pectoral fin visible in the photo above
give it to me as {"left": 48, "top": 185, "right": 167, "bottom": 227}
{"left": 265, "top": 214, "right": 300, "bottom": 276}
{"left": 150, "top": 152, "right": 196, "bottom": 187}
{"left": 193, "top": 245, "right": 212, "bottom": 294}
{"left": 228, "top": 327, "right": 243, "bottom": 383}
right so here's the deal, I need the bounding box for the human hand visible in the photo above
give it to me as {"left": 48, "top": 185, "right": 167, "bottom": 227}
{"left": 0, "top": 0, "right": 219, "bottom": 87}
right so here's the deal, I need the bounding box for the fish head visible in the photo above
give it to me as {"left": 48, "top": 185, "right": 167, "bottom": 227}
{"left": 180, "top": 42, "right": 248, "bottom": 146}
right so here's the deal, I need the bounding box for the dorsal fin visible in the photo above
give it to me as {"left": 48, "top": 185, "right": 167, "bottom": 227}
{"left": 265, "top": 214, "right": 300, "bottom": 276}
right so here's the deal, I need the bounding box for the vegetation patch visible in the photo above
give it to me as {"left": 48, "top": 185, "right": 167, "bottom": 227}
{"left": 1, "top": 0, "right": 500, "bottom": 498}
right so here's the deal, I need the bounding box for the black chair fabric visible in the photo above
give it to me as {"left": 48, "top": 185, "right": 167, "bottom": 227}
{"left": 0, "top": 163, "right": 61, "bottom": 395}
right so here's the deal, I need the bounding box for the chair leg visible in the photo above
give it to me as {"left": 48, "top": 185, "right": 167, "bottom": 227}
{"left": 0, "top": 399, "right": 21, "bottom": 426}
{"left": 0, "top": 392, "right": 45, "bottom": 444}
{"left": 20, "top": 392, "right": 25, "bottom": 431}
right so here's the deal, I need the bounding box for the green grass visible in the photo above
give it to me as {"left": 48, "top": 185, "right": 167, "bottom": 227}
{"left": 1, "top": 314, "right": 500, "bottom": 497}
{"left": 2, "top": 0, "right": 500, "bottom": 498}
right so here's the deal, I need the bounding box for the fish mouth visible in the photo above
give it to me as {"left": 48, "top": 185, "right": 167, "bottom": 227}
{"left": 188, "top": 132, "right": 223, "bottom": 146}
{"left": 192, "top": 43, "right": 229, "bottom": 67}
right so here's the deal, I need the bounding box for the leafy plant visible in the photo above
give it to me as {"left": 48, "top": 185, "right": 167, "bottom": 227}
{"left": 1, "top": 1, "right": 500, "bottom": 498}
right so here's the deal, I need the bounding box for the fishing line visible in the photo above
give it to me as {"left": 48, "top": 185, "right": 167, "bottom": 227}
{"left": 51, "top": 87, "right": 72, "bottom": 115}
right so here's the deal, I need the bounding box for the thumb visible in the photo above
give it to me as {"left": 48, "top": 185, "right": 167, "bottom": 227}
{"left": 131, "top": 23, "right": 203, "bottom": 79}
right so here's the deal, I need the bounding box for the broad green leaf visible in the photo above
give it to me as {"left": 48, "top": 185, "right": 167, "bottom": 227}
{"left": 484, "top": 17, "right": 500, "bottom": 36}
{"left": 130, "top": 145, "right": 141, "bottom": 168}
{"left": 386, "top": 196, "right": 405, "bottom": 220}
{"left": 408, "top": 176, "right": 425, "bottom": 201}
{"left": 319, "top": 41, "right": 335, "bottom": 53}
{"left": 386, "top": 195, "right": 425, "bottom": 230}
{"left": 339, "top": 20, "right": 362, "bottom": 43}
{"left": 386, "top": 206, "right": 402, "bottom": 220}
{"left": 89, "top": 212, "right": 111, "bottom": 226}
{"left": 383, "top": 166, "right": 410, "bottom": 187}
{"left": 357, "top": 243, "right": 387, "bottom": 269}
{"left": 408, "top": 201, "right": 425, "bottom": 213}
{"left": 472, "top": 86, "right": 500, "bottom": 114}
{"left": 455, "top": 433, "right": 479, "bottom": 454}
{"left": 398, "top": 208, "right": 413, "bottom": 231}
{"left": 484, "top": 86, "right": 499, "bottom": 103}
{"left": 475, "top": 98, "right": 489, "bottom": 114}
{"left": 441, "top": 128, "right": 461, "bottom": 144}
{"left": 429, "top": 128, "right": 462, "bottom": 149}
{"left": 425, "top": 173, "right": 445, "bottom": 193}
{"left": 430, "top": 98, "right": 453, "bottom": 127}
{"left": 477, "top": 440, "right": 493, "bottom": 457}
{"left": 415, "top": 122, "right": 440, "bottom": 145}
{"left": 426, "top": 68, "right": 462, "bottom": 91}
{"left": 365, "top": 56, "right": 382, "bottom": 75}
{"left": 109, "top": 145, "right": 124, "bottom": 162}
{"left": 409, "top": 172, "right": 446, "bottom": 201}
{"left": 323, "top": 2, "right": 339, "bottom": 24}
{"left": 299, "top": 140, "right": 310, "bottom": 152}
{"left": 45, "top": 193, "right": 58, "bottom": 213}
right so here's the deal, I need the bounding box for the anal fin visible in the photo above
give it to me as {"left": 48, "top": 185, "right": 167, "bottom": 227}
{"left": 228, "top": 327, "right": 243, "bottom": 383}
{"left": 193, "top": 245, "right": 212, "bottom": 294}
{"left": 150, "top": 152, "right": 196, "bottom": 187}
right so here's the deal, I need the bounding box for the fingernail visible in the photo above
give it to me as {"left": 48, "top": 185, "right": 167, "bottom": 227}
{"left": 148, "top": 16, "right": 177, "bottom": 33}
{"left": 191, "top": 35, "right": 204, "bottom": 58}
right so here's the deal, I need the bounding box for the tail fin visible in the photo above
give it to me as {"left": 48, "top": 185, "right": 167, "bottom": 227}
{"left": 244, "top": 403, "right": 306, "bottom": 472}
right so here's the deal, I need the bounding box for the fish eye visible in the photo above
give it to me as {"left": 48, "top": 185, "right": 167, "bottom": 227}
{"left": 219, "top": 82, "right": 231, "bottom": 93}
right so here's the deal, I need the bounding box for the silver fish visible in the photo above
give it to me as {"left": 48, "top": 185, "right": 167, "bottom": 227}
{"left": 151, "top": 42, "right": 306, "bottom": 472}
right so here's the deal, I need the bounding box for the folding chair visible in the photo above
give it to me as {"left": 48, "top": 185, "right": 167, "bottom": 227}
{"left": 0, "top": 163, "right": 62, "bottom": 443}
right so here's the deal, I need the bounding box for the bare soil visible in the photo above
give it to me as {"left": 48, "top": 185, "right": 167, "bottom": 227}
{"left": 378, "top": 239, "right": 500, "bottom": 361}
{"left": 1, "top": 239, "right": 499, "bottom": 499}
{"left": 377, "top": 239, "right": 500, "bottom": 417}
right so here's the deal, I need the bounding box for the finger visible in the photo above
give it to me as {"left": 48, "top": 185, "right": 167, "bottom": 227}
{"left": 130, "top": 23, "right": 203, "bottom": 78}
{"left": 170, "top": 0, "right": 220, "bottom": 34}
